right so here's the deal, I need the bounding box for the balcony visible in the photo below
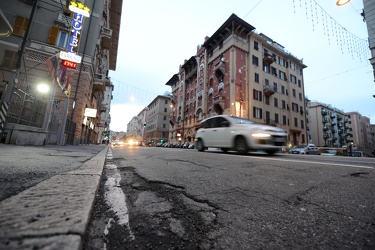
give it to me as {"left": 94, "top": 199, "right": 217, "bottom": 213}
{"left": 330, "top": 114, "right": 335, "bottom": 118}
{"left": 93, "top": 74, "right": 110, "bottom": 92}
{"left": 169, "top": 115, "right": 176, "bottom": 126}
{"left": 99, "top": 104, "right": 107, "bottom": 112}
{"left": 263, "top": 84, "right": 277, "bottom": 96}
{"left": 214, "top": 60, "right": 225, "bottom": 79}
{"left": 213, "top": 95, "right": 225, "bottom": 114}
{"left": 321, "top": 109, "right": 327, "bottom": 116}
{"left": 323, "top": 126, "right": 329, "bottom": 131}
{"left": 337, "top": 115, "right": 343, "bottom": 121}
{"left": 263, "top": 53, "right": 274, "bottom": 65}
{"left": 322, "top": 118, "right": 328, "bottom": 123}
{"left": 101, "top": 27, "right": 112, "bottom": 38}
{"left": 56, "top": 13, "right": 73, "bottom": 27}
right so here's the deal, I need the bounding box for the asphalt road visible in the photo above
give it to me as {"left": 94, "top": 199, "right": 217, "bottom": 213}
{"left": 84, "top": 146, "right": 375, "bottom": 249}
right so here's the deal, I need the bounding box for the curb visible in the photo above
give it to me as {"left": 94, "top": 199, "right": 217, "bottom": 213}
{"left": 0, "top": 146, "right": 109, "bottom": 250}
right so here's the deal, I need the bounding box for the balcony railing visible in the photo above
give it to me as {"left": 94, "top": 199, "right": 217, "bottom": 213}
{"left": 263, "top": 84, "right": 277, "bottom": 96}
{"left": 263, "top": 53, "right": 274, "bottom": 64}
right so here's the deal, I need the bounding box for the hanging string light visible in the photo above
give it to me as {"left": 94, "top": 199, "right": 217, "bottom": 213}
{"left": 293, "top": 0, "right": 369, "bottom": 62}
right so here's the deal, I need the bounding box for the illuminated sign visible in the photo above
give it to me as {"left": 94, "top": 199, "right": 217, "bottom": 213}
{"left": 68, "top": 13, "right": 83, "bottom": 54}
{"left": 62, "top": 60, "right": 77, "bottom": 69}
{"left": 69, "top": 1, "right": 90, "bottom": 17}
{"left": 84, "top": 108, "right": 97, "bottom": 118}
{"left": 59, "top": 51, "right": 81, "bottom": 63}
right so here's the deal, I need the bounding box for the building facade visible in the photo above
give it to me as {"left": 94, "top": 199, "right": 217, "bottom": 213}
{"left": 346, "top": 111, "right": 374, "bottom": 156}
{"left": 166, "top": 14, "right": 307, "bottom": 146}
{"left": 0, "top": 0, "right": 122, "bottom": 145}
{"left": 308, "top": 101, "right": 349, "bottom": 147}
{"left": 363, "top": 0, "right": 375, "bottom": 81}
{"left": 144, "top": 95, "right": 170, "bottom": 145}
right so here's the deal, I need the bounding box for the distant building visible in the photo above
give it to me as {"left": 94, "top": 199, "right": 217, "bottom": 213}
{"left": 308, "top": 101, "right": 349, "bottom": 147}
{"left": 166, "top": 14, "right": 307, "bottom": 146}
{"left": 346, "top": 111, "right": 374, "bottom": 156}
{"left": 144, "top": 95, "right": 170, "bottom": 145}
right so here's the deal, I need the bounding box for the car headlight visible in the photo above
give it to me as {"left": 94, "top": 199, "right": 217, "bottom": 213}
{"left": 252, "top": 133, "right": 271, "bottom": 138}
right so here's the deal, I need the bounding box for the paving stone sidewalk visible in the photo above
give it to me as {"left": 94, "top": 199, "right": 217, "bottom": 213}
{"left": 0, "top": 144, "right": 108, "bottom": 250}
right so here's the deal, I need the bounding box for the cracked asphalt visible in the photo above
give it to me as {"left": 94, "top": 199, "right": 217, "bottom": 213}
{"left": 84, "top": 146, "right": 375, "bottom": 249}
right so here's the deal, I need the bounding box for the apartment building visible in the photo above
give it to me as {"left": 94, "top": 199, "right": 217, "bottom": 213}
{"left": 0, "top": 0, "right": 121, "bottom": 145}
{"left": 346, "top": 111, "right": 374, "bottom": 156}
{"left": 144, "top": 95, "right": 170, "bottom": 145}
{"left": 166, "top": 14, "right": 307, "bottom": 146}
{"left": 308, "top": 101, "right": 349, "bottom": 147}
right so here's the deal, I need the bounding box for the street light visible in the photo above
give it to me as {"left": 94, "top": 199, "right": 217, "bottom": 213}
{"left": 336, "top": 0, "right": 350, "bottom": 6}
{"left": 37, "top": 83, "right": 50, "bottom": 94}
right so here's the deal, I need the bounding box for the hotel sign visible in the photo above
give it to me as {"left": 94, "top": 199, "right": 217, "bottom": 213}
{"left": 67, "top": 1, "right": 91, "bottom": 54}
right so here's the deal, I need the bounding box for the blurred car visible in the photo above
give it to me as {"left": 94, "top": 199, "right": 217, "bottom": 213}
{"left": 112, "top": 140, "right": 123, "bottom": 147}
{"left": 300, "top": 145, "right": 320, "bottom": 155}
{"left": 290, "top": 144, "right": 320, "bottom": 155}
{"left": 321, "top": 149, "right": 337, "bottom": 156}
{"left": 194, "top": 115, "right": 287, "bottom": 155}
{"left": 289, "top": 146, "right": 304, "bottom": 154}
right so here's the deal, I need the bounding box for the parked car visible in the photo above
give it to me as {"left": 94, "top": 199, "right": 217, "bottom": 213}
{"left": 321, "top": 149, "right": 337, "bottom": 156}
{"left": 290, "top": 144, "right": 320, "bottom": 155}
{"left": 299, "top": 144, "right": 320, "bottom": 155}
{"left": 194, "top": 115, "right": 287, "bottom": 155}
{"left": 289, "top": 146, "right": 304, "bottom": 154}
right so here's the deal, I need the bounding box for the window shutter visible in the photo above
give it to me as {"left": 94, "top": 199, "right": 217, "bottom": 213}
{"left": 13, "top": 16, "right": 28, "bottom": 36}
{"left": 47, "top": 26, "right": 59, "bottom": 45}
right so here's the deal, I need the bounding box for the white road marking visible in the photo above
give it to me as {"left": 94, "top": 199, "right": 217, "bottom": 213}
{"left": 104, "top": 148, "right": 135, "bottom": 240}
{"left": 234, "top": 155, "right": 374, "bottom": 169}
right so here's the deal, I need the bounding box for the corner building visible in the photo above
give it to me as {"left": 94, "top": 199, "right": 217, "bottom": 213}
{"left": 167, "top": 14, "right": 307, "bottom": 146}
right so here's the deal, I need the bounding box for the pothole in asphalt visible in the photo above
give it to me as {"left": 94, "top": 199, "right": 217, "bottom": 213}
{"left": 83, "top": 158, "right": 221, "bottom": 249}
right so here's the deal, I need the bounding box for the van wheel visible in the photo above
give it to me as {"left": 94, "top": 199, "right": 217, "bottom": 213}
{"left": 235, "top": 137, "right": 248, "bottom": 154}
{"left": 196, "top": 139, "right": 205, "bottom": 152}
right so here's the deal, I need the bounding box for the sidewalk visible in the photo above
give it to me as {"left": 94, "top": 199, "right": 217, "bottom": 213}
{"left": 0, "top": 144, "right": 108, "bottom": 250}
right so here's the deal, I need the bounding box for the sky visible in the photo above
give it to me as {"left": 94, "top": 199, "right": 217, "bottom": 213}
{"left": 108, "top": 0, "right": 373, "bottom": 132}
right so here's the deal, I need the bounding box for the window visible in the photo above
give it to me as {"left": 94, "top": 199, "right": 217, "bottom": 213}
{"left": 265, "top": 95, "right": 270, "bottom": 105}
{"left": 47, "top": 26, "right": 59, "bottom": 45}
{"left": 163, "top": 116, "right": 166, "bottom": 120}
{"left": 253, "top": 89, "right": 262, "bottom": 101}
{"left": 265, "top": 79, "right": 269, "bottom": 85}
{"left": 298, "top": 79, "right": 301, "bottom": 87}
{"left": 164, "top": 108, "right": 167, "bottom": 112}
{"left": 292, "top": 103, "right": 299, "bottom": 112}
{"left": 253, "top": 107, "right": 262, "bottom": 119}
{"left": 254, "top": 41, "right": 259, "bottom": 50}
{"left": 165, "top": 100, "right": 168, "bottom": 104}
{"left": 282, "top": 100, "right": 286, "bottom": 109}
{"left": 56, "top": 30, "right": 69, "bottom": 48}
{"left": 1, "top": 50, "right": 17, "bottom": 69}
{"left": 163, "top": 124, "right": 166, "bottom": 128}
{"left": 273, "top": 82, "right": 277, "bottom": 91}
{"left": 255, "top": 73, "right": 259, "bottom": 83}
{"left": 279, "top": 70, "right": 287, "bottom": 81}
{"left": 292, "top": 89, "right": 296, "bottom": 97}
{"left": 263, "top": 64, "right": 270, "bottom": 73}
{"left": 281, "top": 85, "right": 285, "bottom": 94}
{"left": 283, "top": 115, "right": 287, "bottom": 125}
{"left": 12, "top": 16, "right": 28, "bottom": 36}
{"left": 275, "top": 113, "right": 279, "bottom": 124}
{"left": 252, "top": 55, "right": 259, "bottom": 66}
{"left": 271, "top": 67, "right": 277, "bottom": 77}
{"left": 299, "top": 93, "right": 302, "bottom": 101}
{"left": 294, "top": 118, "right": 298, "bottom": 127}
{"left": 301, "top": 120, "right": 304, "bottom": 129}
{"left": 290, "top": 74, "right": 296, "bottom": 84}
{"left": 274, "top": 97, "right": 278, "bottom": 107}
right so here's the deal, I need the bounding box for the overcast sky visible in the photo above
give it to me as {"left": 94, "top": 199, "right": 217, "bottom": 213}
{"left": 108, "top": 0, "right": 372, "bottom": 132}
